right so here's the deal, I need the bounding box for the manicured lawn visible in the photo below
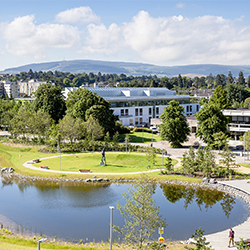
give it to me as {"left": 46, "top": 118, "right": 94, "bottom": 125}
{"left": 120, "top": 132, "right": 161, "bottom": 143}
{"left": 33, "top": 153, "right": 167, "bottom": 173}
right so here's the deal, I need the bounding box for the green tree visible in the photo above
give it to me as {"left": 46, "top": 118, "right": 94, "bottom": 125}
{"left": 238, "top": 71, "right": 246, "bottom": 86}
{"left": 219, "top": 146, "right": 236, "bottom": 177}
{"left": 181, "top": 147, "right": 197, "bottom": 175}
{"left": 211, "top": 132, "right": 229, "bottom": 151}
{"left": 196, "top": 148, "right": 216, "bottom": 177}
{"left": 33, "top": 83, "right": 66, "bottom": 123}
{"left": 191, "top": 228, "right": 210, "bottom": 250}
{"left": 210, "top": 85, "right": 231, "bottom": 109}
{"left": 195, "top": 103, "right": 227, "bottom": 146}
{"left": 146, "top": 146, "right": 156, "bottom": 168}
{"left": 227, "top": 71, "right": 234, "bottom": 85}
{"left": 58, "top": 114, "right": 83, "bottom": 148}
{"left": 84, "top": 115, "right": 104, "bottom": 141}
{"left": 66, "top": 88, "right": 118, "bottom": 135}
{"left": 160, "top": 100, "right": 190, "bottom": 148}
{"left": 114, "top": 179, "right": 166, "bottom": 249}
{"left": 226, "top": 84, "right": 250, "bottom": 103}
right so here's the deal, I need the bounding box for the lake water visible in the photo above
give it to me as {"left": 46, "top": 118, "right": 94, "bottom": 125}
{"left": 0, "top": 175, "right": 249, "bottom": 242}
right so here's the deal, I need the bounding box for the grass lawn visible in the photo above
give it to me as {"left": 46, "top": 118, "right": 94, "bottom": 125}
{"left": 0, "top": 231, "right": 194, "bottom": 250}
{"left": 0, "top": 141, "right": 202, "bottom": 183}
{"left": 120, "top": 132, "right": 161, "bottom": 143}
{"left": 33, "top": 153, "right": 169, "bottom": 173}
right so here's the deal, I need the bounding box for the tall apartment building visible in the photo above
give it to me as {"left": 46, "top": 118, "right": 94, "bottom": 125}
{"left": 19, "top": 79, "right": 48, "bottom": 97}
{"left": 0, "top": 81, "right": 20, "bottom": 98}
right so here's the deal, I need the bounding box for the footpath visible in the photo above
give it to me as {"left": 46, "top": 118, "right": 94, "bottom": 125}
{"left": 205, "top": 179, "right": 250, "bottom": 250}
{"left": 21, "top": 139, "right": 250, "bottom": 250}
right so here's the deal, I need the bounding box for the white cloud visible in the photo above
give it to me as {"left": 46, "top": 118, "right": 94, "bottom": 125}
{"left": 3, "top": 15, "right": 81, "bottom": 58}
{"left": 55, "top": 6, "right": 100, "bottom": 25}
{"left": 176, "top": 3, "right": 185, "bottom": 9}
{"left": 80, "top": 23, "right": 123, "bottom": 55}
{"left": 119, "top": 11, "right": 250, "bottom": 65}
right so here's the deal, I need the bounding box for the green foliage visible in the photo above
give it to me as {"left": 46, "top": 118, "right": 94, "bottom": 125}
{"left": 219, "top": 146, "right": 236, "bottom": 177}
{"left": 114, "top": 179, "right": 166, "bottom": 249}
{"left": 146, "top": 146, "right": 156, "bottom": 168}
{"left": 195, "top": 103, "right": 227, "bottom": 146}
{"left": 210, "top": 85, "right": 231, "bottom": 109}
{"left": 160, "top": 100, "right": 190, "bottom": 148}
{"left": 66, "top": 88, "right": 118, "bottom": 135}
{"left": 181, "top": 147, "right": 216, "bottom": 177}
{"left": 236, "top": 238, "right": 250, "bottom": 249}
{"left": 211, "top": 132, "right": 229, "bottom": 150}
{"left": 33, "top": 83, "right": 66, "bottom": 123}
{"left": 59, "top": 114, "right": 84, "bottom": 148}
{"left": 226, "top": 83, "right": 250, "bottom": 103}
{"left": 191, "top": 228, "right": 210, "bottom": 250}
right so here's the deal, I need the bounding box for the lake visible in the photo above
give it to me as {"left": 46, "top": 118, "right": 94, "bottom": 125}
{"left": 0, "top": 175, "right": 249, "bottom": 242}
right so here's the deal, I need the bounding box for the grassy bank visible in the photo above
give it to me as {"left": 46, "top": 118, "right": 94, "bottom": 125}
{"left": 0, "top": 229, "right": 194, "bottom": 250}
{"left": 0, "top": 141, "right": 201, "bottom": 183}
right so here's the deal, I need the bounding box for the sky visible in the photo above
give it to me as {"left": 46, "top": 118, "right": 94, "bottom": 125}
{"left": 1, "top": 0, "right": 250, "bottom": 71}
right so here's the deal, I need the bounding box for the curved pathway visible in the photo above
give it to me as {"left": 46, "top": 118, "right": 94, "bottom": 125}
{"left": 23, "top": 152, "right": 166, "bottom": 175}
{"left": 205, "top": 179, "right": 250, "bottom": 250}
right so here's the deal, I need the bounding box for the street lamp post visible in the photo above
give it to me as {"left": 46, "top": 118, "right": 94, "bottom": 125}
{"left": 38, "top": 238, "right": 47, "bottom": 250}
{"left": 109, "top": 206, "right": 114, "bottom": 250}
{"left": 57, "top": 140, "right": 61, "bottom": 171}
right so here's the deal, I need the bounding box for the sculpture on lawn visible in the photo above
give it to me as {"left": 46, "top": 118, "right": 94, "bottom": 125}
{"left": 100, "top": 146, "right": 106, "bottom": 166}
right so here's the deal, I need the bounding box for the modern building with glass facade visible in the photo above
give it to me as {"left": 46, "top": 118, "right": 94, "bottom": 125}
{"left": 63, "top": 87, "right": 200, "bottom": 126}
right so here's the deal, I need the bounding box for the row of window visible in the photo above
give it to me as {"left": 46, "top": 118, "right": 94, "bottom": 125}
{"left": 110, "top": 99, "right": 193, "bottom": 108}
{"left": 120, "top": 107, "right": 160, "bottom": 116}
{"left": 121, "top": 105, "right": 199, "bottom": 117}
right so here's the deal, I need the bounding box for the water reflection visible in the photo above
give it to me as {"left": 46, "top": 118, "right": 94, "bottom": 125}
{"left": 0, "top": 175, "right": 248, "bottom": 241}
{"left": 160, "top": 184, "right": 236, "bottom": 218}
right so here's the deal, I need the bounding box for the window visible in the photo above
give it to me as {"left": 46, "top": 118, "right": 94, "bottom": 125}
{"left": 125, "top": 109, "right": 128, "bottom": 116}
{"left": 140, "top": 108, "right": 143, "bottom": 116}
{"left": 186, "top": 106, "right": 189, "bottom": 112}
{"left": 149, "top": 108, "right": 152, "bottom": 115}
{"left": 135, "top": 118, "right": 139, "bottom": 125}
{"left": 135, "top": 108, "right": 138, "bottom": 116}
{"left": 190, "top": 106, "right": 192, "bottom": 112}
{"left": 120, "top": 109, "right": 124, "bottom": 116}
{"left": 129, "top": 119, "right": 133, "bottom": 125}
{"left": 196, "top": 105, "right": 199, "bottom": 112}
{"left": 156, "top": 107, "right": 159, "bottom": 114}
{"left": 140, "top": 117, "right": 143, "bottom": 124}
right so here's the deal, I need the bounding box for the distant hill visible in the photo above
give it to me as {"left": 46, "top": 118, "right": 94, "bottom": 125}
{"left": 1, "top": 59, "right": 250, "bottom": 77}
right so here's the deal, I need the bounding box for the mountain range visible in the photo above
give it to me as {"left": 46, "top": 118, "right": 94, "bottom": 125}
{"left": 1, "top": 59, "right": 250, "bottom": 77}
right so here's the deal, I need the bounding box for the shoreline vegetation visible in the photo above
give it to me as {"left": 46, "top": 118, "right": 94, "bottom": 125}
{"left": 0, "top": 140, "right": 249, "bottom": 250}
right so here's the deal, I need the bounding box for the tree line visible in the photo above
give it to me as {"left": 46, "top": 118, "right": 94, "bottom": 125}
{"left": 1, "top": 69, "right": 250, "bottom": 90}
{"left": 0, "top": 84, "right": 130, "bottom": 150}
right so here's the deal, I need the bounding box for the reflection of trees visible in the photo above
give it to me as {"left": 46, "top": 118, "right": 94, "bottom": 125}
{"left": 220, "top": 193, "right": 236, "bottom": 218}
{"left": 160, "top": 184, "right": 187, "bottom": 203}
{"left": 160, "top": 184, "right": 236, "bottom": 218}
{"left": 195, "top": 187, "right": 223, "bottom": 211}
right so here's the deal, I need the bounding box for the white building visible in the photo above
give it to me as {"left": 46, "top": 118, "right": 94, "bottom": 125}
{"left": 19, "top": 79, "right": 48, "bottom": 97}
{"left": 222, "top": 108, "right": 250, "bottom": 140}
{"left": 0, "top": 81, "right": 20, "bottom": 98}
{"left": 63, "top": 87, "right": 200, "bottom": 126}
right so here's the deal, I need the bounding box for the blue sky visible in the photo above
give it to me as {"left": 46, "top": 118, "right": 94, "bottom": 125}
{"left": 0, "top": 0, "right": 250, "bottom": 70}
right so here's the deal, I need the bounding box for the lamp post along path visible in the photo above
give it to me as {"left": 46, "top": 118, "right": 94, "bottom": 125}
{"left": 109, "top": 206, "right": 114, "bottom": 250}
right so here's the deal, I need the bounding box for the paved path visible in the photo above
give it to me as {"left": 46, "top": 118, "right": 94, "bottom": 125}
{"left": 205, "top": 179, "right": 250, "bottom": 250}
{"left": 23, "top": 152, "right": 165, "bottom": 175}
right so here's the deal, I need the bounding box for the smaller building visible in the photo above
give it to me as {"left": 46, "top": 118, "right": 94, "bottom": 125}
{"left": 0, "top": 81, "right": 20, "bottom": 98}
{"left": 18, "top": 79, "right": 48, "bottom": 97}
{"left": 222, "top": 108, "right": 250, "bottom": 140}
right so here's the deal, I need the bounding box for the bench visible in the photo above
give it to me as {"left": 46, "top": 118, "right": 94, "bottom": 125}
{"left": 40, "top": 165, "right": 49, "bottom": 169}
{"left": 79, "top": 169, "right": 91, "bottom": 173}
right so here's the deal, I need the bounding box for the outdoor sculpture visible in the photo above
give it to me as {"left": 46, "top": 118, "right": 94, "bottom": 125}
{"left": 100, "top": 147, "right": 106, "bottom": 166}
